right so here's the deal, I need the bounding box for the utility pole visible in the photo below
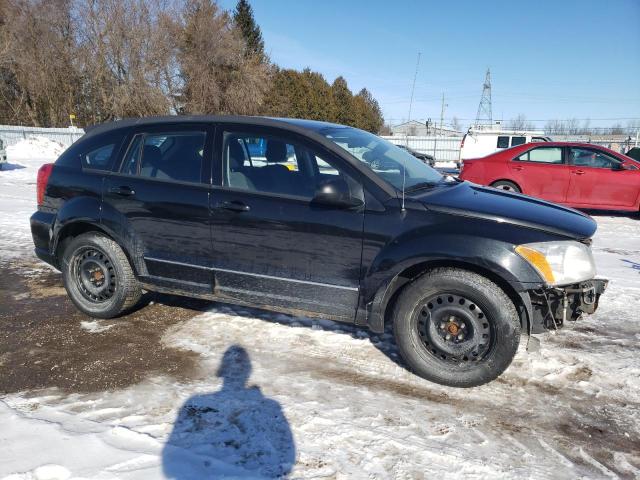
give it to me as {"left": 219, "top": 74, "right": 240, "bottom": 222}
{"left": 433, "top": 93, "right": 447, "bottom": 160}
{"left": 439, "top": 92, "right": 447, "bottom": 134}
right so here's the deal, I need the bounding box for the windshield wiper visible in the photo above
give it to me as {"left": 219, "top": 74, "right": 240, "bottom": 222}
{"left": 405, "top": 181, "right": 440, "bottom": 193}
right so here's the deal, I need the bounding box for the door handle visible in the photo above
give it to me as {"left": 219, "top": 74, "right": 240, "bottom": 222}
{"left": 109, "top": 186, "right": 135, "bottom": 196}
{"left": 571, "top": 170, "right": 586, "bottom": 175}
{"left": 217, "top": 200, "right": 250, "bottom": 212}
{"left": 513, "top": 166, "right": 525, "bottom": 171}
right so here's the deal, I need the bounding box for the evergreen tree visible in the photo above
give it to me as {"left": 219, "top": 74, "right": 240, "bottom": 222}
{"left": 233, "top": 0, "right": 265, "bottom": 60}
{"left": 331, "top": 76, "right": 354, "bottom": 125}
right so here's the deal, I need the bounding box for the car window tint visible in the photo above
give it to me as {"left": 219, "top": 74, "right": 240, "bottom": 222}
{"left": 570, "top": 148, "right": 620, "bottom": 169}
{"left": 511, "top": 136, "right": 526, "bottom": 147}
{"left": 516, "top": 147, "right": 563, "bottom": 164}
{"left": 82, "top": 144, "right": 115, "bottom": 170}
{"left": 222, "top": 131, "right": 357, "bottom": 199}
{"left": 316, "top": 156, "right": 339, "bottom": 175}
{"left": 497, "top": 136, "right": 509, "bottom": 148}
{"left": 138, "top": 132, "right": 205, "bottom": 183}
{"left": 121, "top": 134, "right": 143, "bottom": 175}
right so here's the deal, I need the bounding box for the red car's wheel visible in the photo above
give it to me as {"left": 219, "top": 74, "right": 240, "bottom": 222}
{"left": 491, "top": 180, "right": 521, "bottom": 193}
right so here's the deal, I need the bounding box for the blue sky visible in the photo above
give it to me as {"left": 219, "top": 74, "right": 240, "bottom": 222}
{"left": 219, "top": 0, "right": 640, "bottom": 129}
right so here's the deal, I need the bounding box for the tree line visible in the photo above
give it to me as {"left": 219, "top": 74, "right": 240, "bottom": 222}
{"left": 0, "top": 0, "right": 384, "bottom": 133}
{"left": 508, "top": 114, "right": 639, "bottom": 136}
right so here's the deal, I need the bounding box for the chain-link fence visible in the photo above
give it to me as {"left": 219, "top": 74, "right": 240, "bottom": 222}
{"left": 0, "top": 125, "right": 85, "bottom": 148}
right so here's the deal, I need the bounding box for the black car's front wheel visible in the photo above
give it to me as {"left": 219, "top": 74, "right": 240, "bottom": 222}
{"left": 61, "top": 232, "right": 142, "bottom": 318}
{"left": 393, "top": 268, "right": 521, "bottom": 387}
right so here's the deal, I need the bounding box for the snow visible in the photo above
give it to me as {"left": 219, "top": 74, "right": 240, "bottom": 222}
{"left": 7, "top": 136, "right": 67, "bottom": 160}
{"left": 0, "top": 137, "right": 66, "bottom": 262}
{"left": 1, "top": 147, "right": 640, "bottom": 479}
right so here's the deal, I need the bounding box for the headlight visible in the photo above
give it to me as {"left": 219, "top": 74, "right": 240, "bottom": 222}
{"left": 515, "top": 241, "right": 595, "bottom": 286}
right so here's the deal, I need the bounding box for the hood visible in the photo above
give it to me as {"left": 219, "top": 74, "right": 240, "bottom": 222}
{"left": 413, "top": 181, "right": 596, "bottom": 239}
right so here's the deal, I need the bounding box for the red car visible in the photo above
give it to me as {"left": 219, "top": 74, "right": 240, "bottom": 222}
{"left": 459, "top": 142, "right": 640, "bottom": 211}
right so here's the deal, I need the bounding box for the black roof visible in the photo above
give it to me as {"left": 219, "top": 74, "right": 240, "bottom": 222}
{"left": 84, "top": 115, "right": 346, "bottom": 139}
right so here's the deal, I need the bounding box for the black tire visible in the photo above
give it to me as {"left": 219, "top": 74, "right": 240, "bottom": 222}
{"left": 491, "top": 180, "right": 521, "bottom": 193}
{"left": 393, "top": 268, "right": 521, "bottom": 387}
{"left": 61, "top": 232, "right": 142, "bottom": 318}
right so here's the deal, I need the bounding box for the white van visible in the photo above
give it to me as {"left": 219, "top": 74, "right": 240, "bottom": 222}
{"left": 459, "top": 128, "right": 550, "bottom": 160}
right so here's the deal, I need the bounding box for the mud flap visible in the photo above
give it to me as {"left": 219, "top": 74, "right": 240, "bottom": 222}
{"left": 526, "top": 335, "right": 540, "bottom": 353}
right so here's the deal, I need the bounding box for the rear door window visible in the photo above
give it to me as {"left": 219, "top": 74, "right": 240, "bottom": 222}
{"left": 510, "top": 136, "right": 526, "bottom": 147}
{"left": 120, "top": 131, "right": 206, "bottom": 183}
{"left": 515, "top": 147, "right": 564, "bottom": 164}
{"left": 497, "top": 136, "right": 509, "bottom": 148}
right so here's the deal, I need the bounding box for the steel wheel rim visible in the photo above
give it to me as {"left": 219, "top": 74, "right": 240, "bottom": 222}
{"left": 496, "top": 184, "right": 515, "bottom": 192}
{"left": 415, "top": 293, "right": 494, "bottom": 363}
{"left": 72, "top": 247, "right": 116, "bottom": 303}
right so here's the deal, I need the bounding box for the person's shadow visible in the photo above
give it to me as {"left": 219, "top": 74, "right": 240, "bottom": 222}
{"left": 162, "top": 345, "right": 296, "bottom": 479}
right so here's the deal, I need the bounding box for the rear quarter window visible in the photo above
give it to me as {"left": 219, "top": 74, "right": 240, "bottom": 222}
{"left": 58, "top": 131, "right": 125, "bottom": 171}
{"left": 497, "top": 136, "right": 509, "bottom": 148}
{"left": 82, "top": 144, "right": 115, "bottom": 170}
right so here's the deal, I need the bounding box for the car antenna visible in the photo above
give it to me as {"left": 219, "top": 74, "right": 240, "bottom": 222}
{"left": 401, "top": 150, "right": 407, "bottom": 211}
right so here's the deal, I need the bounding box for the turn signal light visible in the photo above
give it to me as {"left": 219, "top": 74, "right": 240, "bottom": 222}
{"left": 515, "top": 245, "right": 555, "bottom": 284}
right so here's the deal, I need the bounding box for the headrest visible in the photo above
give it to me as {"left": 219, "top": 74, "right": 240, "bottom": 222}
{"left": 266, "top": 140, "right": 288, "bottom": 163}
{"left": 142, "top": 145, "right": 162, "bottom": 166}
{"left": 228, "top": 140, "right": 245, "bottom": 170}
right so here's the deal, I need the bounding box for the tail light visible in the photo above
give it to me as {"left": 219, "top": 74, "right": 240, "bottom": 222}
{"left": 36, "top": 163, "right": 54, "bottom": 206}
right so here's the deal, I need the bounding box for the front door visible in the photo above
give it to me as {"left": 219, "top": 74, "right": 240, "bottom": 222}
{"left": 209, "top": 125, "right": 365, "bottom": 321}
{"left": 566, "top": 147, "right": 639, "bottom": 208}
{"left": 508, "top": 146, "right": 572, "bottom": 203}
{"left": 103, "top": 124, "right": 214, "bottom": 291}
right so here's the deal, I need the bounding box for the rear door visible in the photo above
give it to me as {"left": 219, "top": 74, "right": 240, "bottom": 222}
{"left": 208, "top": 124, "right": 365, "bottom": 321}
{"left": 508, "top": 146, "right": 572, "bottom": 202}
{"left": 103, "top": 123, "right": 214, "bottom": 291}
{"left": 566, "top": 147, "right": 639, "bottom": 208}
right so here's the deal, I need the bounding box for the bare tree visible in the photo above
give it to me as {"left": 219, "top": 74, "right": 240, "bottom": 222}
{"left": 451, "top": 116, "right": 461, "bottom": 132}
{"left": 172, "top": 0, "right": 270, "bottom": 115}
{"left": 507, "top": 114, "right": 534, "bottom": 131}
{"left": 0, "top": 0, "right": 79, "bottom": 126}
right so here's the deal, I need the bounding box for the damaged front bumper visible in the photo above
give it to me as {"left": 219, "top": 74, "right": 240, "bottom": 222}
{"left": 525, "top": 278, "right": 608, "bottom": 334}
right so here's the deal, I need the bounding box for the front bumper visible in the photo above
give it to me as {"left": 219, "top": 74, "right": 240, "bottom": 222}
{"left": 527, "top": 278, "right": 608, "bottom": 333}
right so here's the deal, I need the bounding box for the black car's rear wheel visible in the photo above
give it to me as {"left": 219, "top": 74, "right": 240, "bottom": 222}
{"left": 62, "top": 232, "right": 142, "bottom": 318}
{"left": 393, "top": 268, "right": 520, "bottom": 387}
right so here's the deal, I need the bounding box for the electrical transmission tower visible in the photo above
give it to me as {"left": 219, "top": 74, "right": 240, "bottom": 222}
{"left": 475, "top": 68, "right": 492, "bottom": 126}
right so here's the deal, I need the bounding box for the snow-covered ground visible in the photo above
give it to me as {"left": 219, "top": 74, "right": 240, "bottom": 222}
{"left": 1, "top": 139, "right": 639, "bottom": 479}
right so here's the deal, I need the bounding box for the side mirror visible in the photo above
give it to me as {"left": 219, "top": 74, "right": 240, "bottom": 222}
{"left": 612, "top": 163, "right": 635, "bottom": 171}
{"left": 311, "top": 178, "right": 363, "bottom": 209}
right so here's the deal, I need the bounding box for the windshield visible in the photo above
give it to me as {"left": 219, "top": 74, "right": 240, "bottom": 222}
{"left": 320, "top": 126, "right": 443, "bottom": 191}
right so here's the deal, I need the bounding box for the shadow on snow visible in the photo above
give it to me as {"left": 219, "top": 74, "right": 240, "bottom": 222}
{"left": 162, "top": 345, "right": 296, "bottom": 479}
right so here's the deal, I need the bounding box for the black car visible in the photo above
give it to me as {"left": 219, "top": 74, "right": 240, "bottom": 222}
{"left": 626, "top": 147, "right": 640, "bottom": 162}
{"left": 31, "top": 116, "right": 607, "bottom": 387}
{"left": 396, "top": 144, "right": 435, "bottom": 166}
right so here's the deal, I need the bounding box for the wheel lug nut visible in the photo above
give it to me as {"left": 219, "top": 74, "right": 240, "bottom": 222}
{"left": 460, "top": 323, "right": 466, "bottom": 329}
{"left": 445, "top": 334, "right": 451, "bottom": 340}
{"left": 439, "top": 323, "right": 446, "bottom": 330}
{"left": 457, "top": 333, "right": 464, "bottom": 340}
